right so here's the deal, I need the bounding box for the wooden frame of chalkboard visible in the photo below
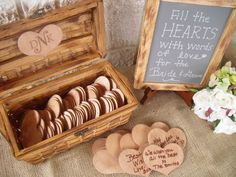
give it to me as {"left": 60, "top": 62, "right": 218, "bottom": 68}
{"left": 134, "top": 0, "right": 236, "bottom": 91}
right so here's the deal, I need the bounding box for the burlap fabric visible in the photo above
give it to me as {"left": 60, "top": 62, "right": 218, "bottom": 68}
{"left": 0, "top": 66, "right": 235, "bottom": 177}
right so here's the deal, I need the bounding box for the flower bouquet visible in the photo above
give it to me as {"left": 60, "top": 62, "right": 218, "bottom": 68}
{"left": 193, "top": 62, "right": 236, "bottom": 134}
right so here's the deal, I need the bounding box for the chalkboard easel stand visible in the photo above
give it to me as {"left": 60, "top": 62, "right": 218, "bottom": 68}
{"left": 140, "top": 87, "right": 194, "bottom": 107}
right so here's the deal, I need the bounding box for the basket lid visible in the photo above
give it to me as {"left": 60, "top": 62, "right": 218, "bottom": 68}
{"left": 0, "top": 0, "right": 106, "bottom": 100}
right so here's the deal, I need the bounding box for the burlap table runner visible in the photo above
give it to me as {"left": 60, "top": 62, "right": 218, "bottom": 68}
{"left": 0, "top": 66, "right": 235, "bottom": 177}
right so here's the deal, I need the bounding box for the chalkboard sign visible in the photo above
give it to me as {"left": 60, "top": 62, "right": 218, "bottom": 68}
{"left": 134, "top": 0, "right": 236, "bottom": 91}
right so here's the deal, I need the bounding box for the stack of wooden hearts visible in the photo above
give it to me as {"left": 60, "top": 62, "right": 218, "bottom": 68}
{"left": 92, "top": 122, "right": 187, "bottom": 176}
{"left": 20, "top": 76, "right": 125, "bottom": 148}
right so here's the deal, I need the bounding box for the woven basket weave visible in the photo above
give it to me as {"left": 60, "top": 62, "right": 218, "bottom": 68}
{"left": 0, "top": 0, "right": 138, "bottom": 164}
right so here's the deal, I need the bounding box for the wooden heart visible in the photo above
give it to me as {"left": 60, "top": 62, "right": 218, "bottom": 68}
{"left": 92, "top": 138, "right": 106, "bottom": 155}
{"left": 18, "top": 24, "right": 63, "bottom": 56}
{"left": 118, "top": 149, "right": 151, "bottom": 177}
{"left": 151, "top": 122, "right": 170, "bottom": 132}
{"left": 148, "top": 128, "right": 187, "bottom": 149}
{"left": 93, "top": 150, "right": 123, "bottom": 174}
{"left": 120, "top": 133, "right": 139, "bottom": 150}
{"left": 143, "top": 144, "right": 184, "bottom": 176}
{"left": 132, "top": 124, "right": 151, "bottom": 146}
{"left": 20, "top": 110, "right": 44, "bottom": 148}
{"left": 106, "top": 133, "right": 122, "bottom": 158}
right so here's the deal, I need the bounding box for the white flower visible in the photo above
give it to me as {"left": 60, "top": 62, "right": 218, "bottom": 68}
{"left": 208, "top": 109, "right": 227, "bottom": 122}
{"left": 228, "top": 110, "right": 236, "bottom": 117}
{"left": 193, "top": 106, "right": 208, "bottom": 120}
{"left": 211, "top": 88, "right": 236, "bottom": 110}
{"left": 214, "top": 117, "right": 236, "bottom": 134}
{"left": 193, "top": 89, "right": 213, "bottom": 109}
{"left": 193, "top": 61, "right": 236, "bottom": 134}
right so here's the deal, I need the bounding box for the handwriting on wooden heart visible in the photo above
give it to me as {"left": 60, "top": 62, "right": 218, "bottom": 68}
{"left": 148, "top": 128, "right": 187, "bottom": 149}
{"left": 18, "top": 24, "right": 63, "bottom": 56}
{"left": 143, "top": 144, "right": 184, "bottom": 176}
{"left": 118, "top": 149, "right": 151, "bottom": 177}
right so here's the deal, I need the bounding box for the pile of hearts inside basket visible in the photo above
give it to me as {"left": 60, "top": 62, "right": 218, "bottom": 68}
{"left": 19, "top": 76, "right": 126, "bottom": 148}
{"left": 92, "top": 122, "right": 187, "bottom": 176}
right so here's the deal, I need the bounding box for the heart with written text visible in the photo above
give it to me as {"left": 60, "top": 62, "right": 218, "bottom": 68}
{"left": 18, "top": 24, "right": 63, "bottom": 56}
{"left": 118, "top": 149, "right": 151, "bottom": 177}
{"left": 143, "top": 144, "right": 184, "bottom": 176}
{"left": 148, "top": 128, "right": 187, "bottom": 149}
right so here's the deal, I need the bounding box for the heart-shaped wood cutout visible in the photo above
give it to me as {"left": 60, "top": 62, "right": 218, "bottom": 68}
{"left": 132, "top": 124, "right": 151, "bottom": 146}
{"left": 92, "top": 138, "right": 106, "bottom": 155}
{"left": 148, "top": 128, "right": 187, "bottom": 149}
{"left": 118, "top": 149, "right": 151, "bottom": 177}
{"left": 151, "top": 122, "right": 170, "bottom": 132}
{"left": 143, "top": 144, "right": 184, "bottom": 176}
{"left": 106, "top": 133, "right": 122, "bottom": 158}
{"left": 120, "top": 133, "right": 139, "bottom": 150}
{"left": 20, "top": 110, "right": 44, "bottom": 148}
{"left": 93, "top": 150, "right": 123, "bottom": 174}
{"left": 18, "top": 24, "right": 63, "bottom": 56}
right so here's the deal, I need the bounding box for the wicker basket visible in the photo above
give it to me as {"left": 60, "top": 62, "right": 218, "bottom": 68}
{"left": 0, "top": 0, "right": 138, "bottom": 164}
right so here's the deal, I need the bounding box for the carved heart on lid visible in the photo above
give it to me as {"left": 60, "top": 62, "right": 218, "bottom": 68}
{"left": 18, "top": 24, "right": 63, "bottom": 56}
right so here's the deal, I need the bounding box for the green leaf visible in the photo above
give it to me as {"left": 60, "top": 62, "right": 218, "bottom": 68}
{"left": 233, "top": 89, "right": 236, "bottom": 95}
{"left": 213, "top": 120, "right": 221, "bottom": 130}
{"left": 206, "top": 86, "right": 212, "bottom": 90}
{"left": 217, "top": 83, "right": 230, "bottom": 92}
{"left": 216, "top": 70, "right": 221, "bottom": 78}
{"left": 229, "top": 115, "right": 236, "bottom": 122}
{"left": 221, "top": 66, "right": 230, "bottom": 75}
{"left": 190, "top": 88, "right": 199, "bottom": 93}
{"left": 230, "top": 75, "right": 236, "bottom": 85}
